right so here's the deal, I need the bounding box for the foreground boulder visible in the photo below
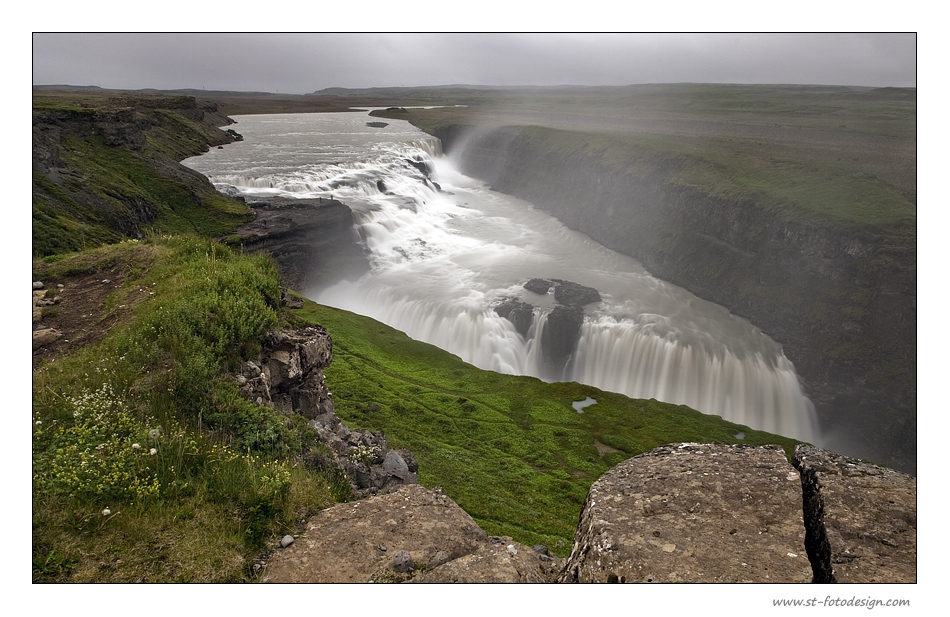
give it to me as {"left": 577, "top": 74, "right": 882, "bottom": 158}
{"left": 411, "top": 537, "right": 565, "bottom": 583}
{"left": 793, "top": 445, "right": 916, "bottom": 583}
{"left": 262, "top": 485, "right": 488, "bottom": 583}
{"left": 560, "top": 443, "right": 812, "bottom": 583}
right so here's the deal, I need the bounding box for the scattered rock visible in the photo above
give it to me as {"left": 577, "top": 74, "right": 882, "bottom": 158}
{"left": 33, "top": 328, "right": 63, "bottom": 350}
{"left": 281, "top": 289, "right": 304, "bottom": 309}
{"left": 33, "top": 281, "right": 44, "bottom": 290}
{"left": 280, "top": 535, "right": 295, "bottom": 548}
{"left": 392, "top": 550, "right": 414, "bottom": 572}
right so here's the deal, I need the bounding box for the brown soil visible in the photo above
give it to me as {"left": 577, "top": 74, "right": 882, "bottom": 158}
{"left": 32, "top": 267, "right": 156, "bottom": 369}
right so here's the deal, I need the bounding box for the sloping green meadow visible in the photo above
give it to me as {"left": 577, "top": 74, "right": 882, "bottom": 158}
{"left": 293, "top": 300, "right": 804, "bottom": 554}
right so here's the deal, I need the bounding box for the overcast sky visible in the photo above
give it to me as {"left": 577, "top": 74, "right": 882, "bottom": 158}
{"left": 32, "top": 33, "right": 916, "bottom": 93}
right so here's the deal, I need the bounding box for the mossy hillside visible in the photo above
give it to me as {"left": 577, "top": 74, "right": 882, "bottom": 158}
{"left": 32, "top": 237, "right": 350, "bottom": 582}
{"left": 32, "top": 93, "right": 252, "bottom": 258}
{"left": 292, "top": 299, "right": 804, "bottom": 555}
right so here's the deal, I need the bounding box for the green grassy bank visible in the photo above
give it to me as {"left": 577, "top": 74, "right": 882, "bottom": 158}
{"left": 32, "top": 237, "right": 803, "bottom": 580}
{"left": 293, "top": 300, "right": 803, "bottom": 554}
{"left": 32, "top": 237, "right": 354, "bottom": 582}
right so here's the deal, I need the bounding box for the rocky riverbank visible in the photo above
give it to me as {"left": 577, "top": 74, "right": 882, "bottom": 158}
{"left": 221, "top": 195, "right": 370, "bottom": 292}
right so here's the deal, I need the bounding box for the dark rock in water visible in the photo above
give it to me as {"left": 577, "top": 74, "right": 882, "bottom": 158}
{"left": 493, "top": 297, "right": 535, "bottom": 338}
{"left": 551, "top": 279, "right": 601, "bottom": 306}
{"left": 225, "top": 128, "right": 243, "bottom": 141}
{"left": 524, "top": 278, "right": 554, "bottom": 295}
{"left": 523, "top": 278, "right": 600, "bottom": 306}
{"left": 366, "top": 121, "right": 389, "bottom": 128}
{"left": 541, "top": 305, "right": 584, "bottom": 378}
{"left": 405, "top": 158, "right": 431, "bottom": 177}
{"left": 502, "top": 278, "right": 602, "bottom": 375}
{"left": 376, "top": 179, "right": 387, "bottom": 193}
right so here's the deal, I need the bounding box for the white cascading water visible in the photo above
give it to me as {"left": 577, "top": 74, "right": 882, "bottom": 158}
{"left": 183, "top": 111, "right": 819, "bottom": 443}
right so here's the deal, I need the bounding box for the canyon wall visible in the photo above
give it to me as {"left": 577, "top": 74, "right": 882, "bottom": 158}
{"left": 434, "top": 125, "right": 915, "bottom": 473}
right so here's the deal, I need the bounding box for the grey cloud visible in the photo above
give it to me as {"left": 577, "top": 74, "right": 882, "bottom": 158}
{"left": 32, "top": 33, "right": 916, "bottom": 93}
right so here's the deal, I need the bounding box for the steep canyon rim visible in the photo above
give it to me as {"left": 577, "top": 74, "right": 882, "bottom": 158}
{"left": 183, "top": 111, "right": 820, "bottom": 445}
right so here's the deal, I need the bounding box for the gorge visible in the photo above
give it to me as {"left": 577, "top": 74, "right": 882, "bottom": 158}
{"left": 183, "top": 111, "right": 820, "bottom": 446}
{"left": 370, "top": 90, "right": 915, "bottom": 474}
{"left": 31, "top": 86, "right": 916, "bottom": 582}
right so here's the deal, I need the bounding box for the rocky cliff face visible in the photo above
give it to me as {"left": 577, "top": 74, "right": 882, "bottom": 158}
{"left": 435, "top": 125, "right": 915, "bottom": 474}
{"left": 224, "top": 195, "right": 370, "bottom": 292}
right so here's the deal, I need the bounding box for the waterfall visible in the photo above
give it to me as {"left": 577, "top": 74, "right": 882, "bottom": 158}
{"left": 182, "top": 111, "right": 820, "bottom": 444}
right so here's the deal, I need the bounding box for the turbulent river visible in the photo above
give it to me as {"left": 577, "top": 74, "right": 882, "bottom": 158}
{"left": 183, "top": 110, "right": 819, "bottom": 443}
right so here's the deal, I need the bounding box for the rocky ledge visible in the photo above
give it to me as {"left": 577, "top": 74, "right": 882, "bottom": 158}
{"left": 237, "top": 328, "right": 916, "bottom": 583}
{"left": 224, "top": 195, "right": 369, "bottom": 292}
{"left": 559, "top": 443, "right": 916, "bottom": 583}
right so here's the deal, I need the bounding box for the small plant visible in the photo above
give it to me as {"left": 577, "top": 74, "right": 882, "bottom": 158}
{"left": 349, "top": 443, "right": 377, "bottom": 467}
{"left": 33, "top": 383, "right": 162, "bottom": 504}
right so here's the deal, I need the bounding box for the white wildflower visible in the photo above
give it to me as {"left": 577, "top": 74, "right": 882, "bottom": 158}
{"left": 150, "top": 448, "right": 157, "bottom": 455}
{"left": 102, "top": 508, "right": 111, "bottom": 516}
{"left": 132, "top": 443, "right": 141, "bottom": 449}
